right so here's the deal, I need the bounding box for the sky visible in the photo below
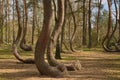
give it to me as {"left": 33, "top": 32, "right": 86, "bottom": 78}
{"left": 102, "top": 0, "right": 107, "bottom": 4}
{"left": 102, "top": 0, "right": 119, "bottom": 19}
{"left": 102, "top": 0, "right": 108, "bottom": 10}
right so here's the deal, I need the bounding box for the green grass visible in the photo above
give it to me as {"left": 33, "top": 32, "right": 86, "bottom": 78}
{"left": 0, "top": 48, "right": 33, "bottom": 59}
{"left": 0, "top": 49, "right": 13, "bottom": 59}
{"left": 62, "top": 56, "right": 79, "bottom": 60}
{"left": 0, "top": 77, "right": 7, "bottom": 80}
{"left": 0, "top": 48, "right": 120, "bottom": 80}
{"left": 82, "top": 48, "right": 103, "bottom": 51}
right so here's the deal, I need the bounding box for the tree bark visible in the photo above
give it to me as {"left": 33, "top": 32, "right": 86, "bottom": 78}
{"left": 20, "top": 0, "right": 32, "bottom": 51}
{"left": 61, "top": 0, "right": 67, "bottom": 52}
{"left": 0, "top": 0, "right": 4, "bottom": 44}
{"left": 103, "top": 0, "right": 120, "bottom": 52}
{"left": 102, "top": 0, "right": 114, "bottom": 52}
{"left": 35, "top": 0, "right": 65, "bottom": 77}
{"left": 55, "top": 36, "right": 61, "bottom": 59}
{"left": 117, "top": 0, "right": 120, "bottom": 44}
{"left": 47, "top": 0, "right": 65, "bottom": 67}
{"left": 67, "top": 0, "right": 77, "bottom": 52}
{"left": 7, "top": 0, "right": 10, "bottom": 43}
{"left": 32, "top": 0, "right": 37, "bottom": 45}
{"left": 82, "top": 0, "right": 87, "bottom": 46}
{"left": 96, "top": 0, "right": 102, "bottom": 45}
{"left": 13, "top": 0, "right": 34, "bottom": 64}
{"left": 88, "top": 0, "right": 92, "bottom": 48}
{"left": 5, "top": 0, "right": 8, "bottom": 43}
{"left": 12, "top": 0, "right": 15, "bottom": 43}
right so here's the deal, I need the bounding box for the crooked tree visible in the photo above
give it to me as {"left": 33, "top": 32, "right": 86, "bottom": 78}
{"left": 20, "top": 0, "right": 32, "bottom": 51}
{"left": 35, "top": 0, "right": 66, "bottom": 77}
{"left": 13, "top": 0, "right": 34, "bottom": 64}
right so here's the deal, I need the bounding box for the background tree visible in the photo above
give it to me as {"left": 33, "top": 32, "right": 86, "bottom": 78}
{"left": 82, "top": 0, "right": 87, "bottom": 46}
{"left": 96, "top": 0, "right": 102, "bottom": 45}
{"left": 13, "top": 0, "right": 34, "bottom": 63}
{"left": 88, "top": 0, "right": 92, "bottom": 48}
{"left": 32, "top": 0, "right": 37, "bottom": 45}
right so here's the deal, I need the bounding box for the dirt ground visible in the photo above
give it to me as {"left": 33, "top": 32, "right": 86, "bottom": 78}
{"left": 0, "top": 50, "right": 120, "bottom": 80}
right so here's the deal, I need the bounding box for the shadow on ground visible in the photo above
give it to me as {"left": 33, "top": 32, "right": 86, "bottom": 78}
{"left": 0, "top": 51, "right": 120, "bottom": 80}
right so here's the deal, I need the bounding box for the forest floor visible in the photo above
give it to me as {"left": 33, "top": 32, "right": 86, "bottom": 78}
{"left": 0, "top": 48, "right": 120, "bottom": 80}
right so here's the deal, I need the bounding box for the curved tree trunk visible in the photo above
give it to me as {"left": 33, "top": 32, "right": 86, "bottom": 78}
{"left": 67, "top": 0, "right": 77, "bottom": 52}
{"left": 109, "top": 0, "right": 120, "bottom": 51}
{"left": 47, "top": 0, "right": 65, "bottom": 67}
{"left": 46, "top": 0, "right": 81, "bottom": 73}
{"left": 102, "top": 0, "right": 116, "bottom": 52}
{"left": 102, "top": 0, "right": 112, "bottom": 51}
{"left": 35, "top": 0, "right": 65, "bottom": 77}
{"left": 53, "top": 0, "right": 61, "bottom": 59}
{"left": 20, "top": 0, "right": 32, "bottom": 51}
{"left": 60, "top": 0, "right": 67, "bottom": 52}
{"left": 13, "top": 0, "right": 34, "bottom": 64}
{"left": 113, "top": 0, "right": 120, "bottom": 50}
{"left": 104, "top": 0, "right": 120, "bottom": 52}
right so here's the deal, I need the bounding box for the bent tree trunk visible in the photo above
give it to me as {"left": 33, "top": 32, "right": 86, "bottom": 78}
{"left": 47, "top": 0, "right": 65, "bottom": 67}
{"left": 103, "top": 0, "right": 120, "bottom": 52}
{"left": 53, "top": 0, "right": 62, "bottom": 59}
{"left": 35, "top": 0, "right": 65, "bottom": 77}
{"left": 61, "top": 0, "right": 67, "bottom": 52}
{"left": 68, "top": 0, "right": 77, "bottom": 52}
{"left": 13, "top": 0, "right": 34, "bottom": 64}
{"left": 102, "top": 0, "right": 112, "bottom": 51}
{"left": 20, "top": 0, "right": 32, "bottom": 51}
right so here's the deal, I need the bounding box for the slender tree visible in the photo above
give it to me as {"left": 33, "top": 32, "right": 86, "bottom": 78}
{"left": 5, "top": 0, "right": 8, "bottom": 43}
{"left": 53, "top": 0, "right": 61, "bottom": 59}
{"left": 7, "top": 0, "right": 10, "bottom": 43}
{"left": 13, "top": 0, "right": 34, "bottom": 63}
{"left": 0, "top": 0, "right": 4, "bottom": 43}
{"left": 12, "top": 0, "right": 15, "bottom": 43}
{"left": 96, "top": 0, "right": 102, "bottom": 45}
{"left": 67, "top": 0, "right": 77, "bottom": 52}
{"left": 116, "top": 0, "right": 120, "bottom": 44}
{"left": 55, "top": 36, "right": 61, "bottom": 59}
{"left": 32, "top": 0, "right": 37, "bottom": 45}
{"left": 61, "top": 0, "right": 67, "bottom": 52}
{"left": 20, "top": 0, "right": 32, "bottom": 51}
{"left": 88, "top": 0, "right": 92, "bottom": 48}
{"left": 82, "top": 0, "right": 87, "bottom": 46}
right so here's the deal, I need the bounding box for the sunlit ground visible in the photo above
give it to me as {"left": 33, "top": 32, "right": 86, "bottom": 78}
{"left": 0, "top": 48, "right": 120, "bottom": 80}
